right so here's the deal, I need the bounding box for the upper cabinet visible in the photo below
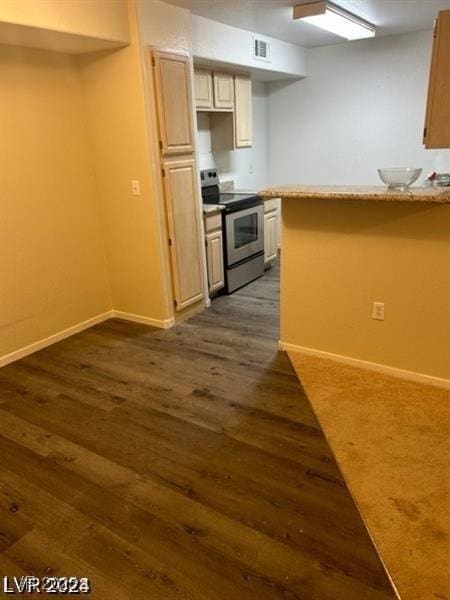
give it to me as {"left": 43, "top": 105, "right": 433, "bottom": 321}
{"left": 194, "top": 70, "right": 234, "bottom": 111}
{"left": 194, "top": 67, "right": 253, "bottom": 149}
{"left": 153, "top": 50, "right": 196, "bottom": 156}
{"left": 424, "top": 10, "right": 450, "bottom": 148}
{"left": 213, "top": 72, "right": 234, "bottom": 109}
{"left": 194, "top": 69, "right": 214, "bottom": 109}
{"left": 234, "top": 75, "right": 253, "bottom": 148}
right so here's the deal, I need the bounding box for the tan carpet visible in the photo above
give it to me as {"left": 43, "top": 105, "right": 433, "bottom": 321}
{"left": 288, "top": 351, "right": 450, "bottom": 600}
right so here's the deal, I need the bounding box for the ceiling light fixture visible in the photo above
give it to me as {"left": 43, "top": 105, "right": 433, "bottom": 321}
{"left": 293, "top": 1, "right": 376, "bottom": 41}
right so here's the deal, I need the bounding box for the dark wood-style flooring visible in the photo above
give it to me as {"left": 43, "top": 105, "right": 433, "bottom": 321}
{"left": 0, "top": 261, "right": 395, "bottom": 599}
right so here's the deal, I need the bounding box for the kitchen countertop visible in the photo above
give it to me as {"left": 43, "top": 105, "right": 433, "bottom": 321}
{"left": 259, "top": 185, "right": 450, "bottom": 204}
{"left": 203, "top": 204, "right": 224, "bottom": 215}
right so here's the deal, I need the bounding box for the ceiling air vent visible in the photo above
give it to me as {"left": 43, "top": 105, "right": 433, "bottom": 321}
{"left": 253, "top": 37, "right": 270, "bottom": 61}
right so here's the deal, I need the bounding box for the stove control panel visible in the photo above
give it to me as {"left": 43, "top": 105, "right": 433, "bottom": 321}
{"left": 200, "top": 168, "right": 219, "bottom": 188}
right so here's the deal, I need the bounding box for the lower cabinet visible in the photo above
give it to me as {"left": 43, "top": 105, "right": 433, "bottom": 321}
{"left": 206, "top": 230, "right": 225, "bottom": 293}
{"left": 204, "top": 212, "right": 225, "bottom": 294}
{"left": 264, "top": 210, "right": 278, "bottom": 263}
{"left": 264, "top": 198, "right": 280, "bottom": 265}
{"left": 162, "top": 159, "right": 205, "bottom": 310}
{"left": 205, "top": 213, "right": 225, "bottom": 294}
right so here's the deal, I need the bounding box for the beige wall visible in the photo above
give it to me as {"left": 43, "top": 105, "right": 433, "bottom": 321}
{"left": 0, "top": 0, "right": 130, "bottom": 43}
{"left": 281, "top": 198, "right": 450, "bottom": 381}
{"left": 1, "top": 0, "right": 202, "bottom": 364}
{"left": 78, "top": 1, "right": 170, "bottom": 322}
{"left": 0, "top": 43, "right": 112, "bottom": 359}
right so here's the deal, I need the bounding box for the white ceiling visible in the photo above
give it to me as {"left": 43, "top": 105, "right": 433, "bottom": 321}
{"left": 163, "top": 0, "right": 450, "bottom": 47}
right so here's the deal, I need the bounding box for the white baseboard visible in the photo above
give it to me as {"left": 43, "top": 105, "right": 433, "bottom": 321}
{"left": 0, "top": 309, "right": 176, "bottom": 369}
{"left": 0, "top": 311, "right": 114, "bottom": 368}
{"left": 112, "top": 310, "right": 175, "bottom": 329}
{"left": 279, "top": 341, "right": 450, "bottom": 390}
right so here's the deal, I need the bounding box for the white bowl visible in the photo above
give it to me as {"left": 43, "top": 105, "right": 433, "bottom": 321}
{"left": 378, "top": 168, "right": 422, "bottom": 191}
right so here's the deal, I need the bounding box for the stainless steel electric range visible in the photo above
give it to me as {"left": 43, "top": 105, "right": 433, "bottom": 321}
{"left": 200, "top": 169, "right": 264, "bottom": 294}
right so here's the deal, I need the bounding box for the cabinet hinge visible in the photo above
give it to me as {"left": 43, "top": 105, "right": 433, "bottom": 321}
{"left": 159, "top": 140, "right": 163, "bottom": 150}
{"left": 423, "top": 126, "right": 427, "bottom": 141}
{"left": 168, "top": 238, "right": 173, "bottom": 247}
{"left": 161, "top": 167, "right": 166, "bottom": 178}
{"left": 173, "top": 299, "right": 178, "bottom": 308}
{"left": 433, "top": 18, "right": 438, "bottom": 38}
{"left": 151, "top": 56, "right": 156, "bottom": 67}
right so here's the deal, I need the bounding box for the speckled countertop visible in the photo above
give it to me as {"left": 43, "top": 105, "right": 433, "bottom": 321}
{"left": 259, "top": 185, "right": 450, "bottom": 204}
{"left": 203, "top": 204, "right": 224, "bottom": 215}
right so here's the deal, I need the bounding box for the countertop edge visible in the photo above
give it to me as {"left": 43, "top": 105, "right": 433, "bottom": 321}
{"left": 258, "top": 187, "right": 450, "bottom": 204}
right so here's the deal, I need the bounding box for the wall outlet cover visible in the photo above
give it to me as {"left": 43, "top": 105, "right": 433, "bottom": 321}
{"left": 372, "top": 301, "right": 385, "bottom": 321}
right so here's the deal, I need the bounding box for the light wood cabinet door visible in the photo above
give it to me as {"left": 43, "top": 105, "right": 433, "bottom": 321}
{"left": 194, "top": 69, "right": 213, "bottom": 109}
{"left": 264, "top": 209, "right": 278, "bottom": 263}
{"left": 152, "top": 50, "right": 195, "bottom": 156}
{"left": 424, "top": 10, "right": 450, "bottom": 148}
{"left": 213, "top": 72, "right": 234, "bottom": 109}
{"left": 163, "top": 159, "right": 205, "bottom": 310}
{"left": 234, "top": 75, "right": 253, "bottom": 148}
{"left": 206, "top": 230, "right": 225, "bottom": 293}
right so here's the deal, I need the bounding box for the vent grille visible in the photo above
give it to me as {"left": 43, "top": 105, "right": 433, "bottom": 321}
{"left": 253, "top": 38, "right": 270, "bottom": 61}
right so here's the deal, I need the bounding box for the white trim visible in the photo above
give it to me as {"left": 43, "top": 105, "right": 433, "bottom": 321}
{"left": 0, "top": 310, "right": 176, "bottom": 369}
{"left": 0, "top": 311, "right": 113, "bottom": 368}
{"left": 279, "top": 341, "right": 450, "bottom": 390}
{"left": 112, "top": 310, "right": 175, "bottom": 329}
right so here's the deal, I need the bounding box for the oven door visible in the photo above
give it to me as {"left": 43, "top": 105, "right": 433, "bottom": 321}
{"left": 225, "top": 203, "right": 264, "bottom": 266}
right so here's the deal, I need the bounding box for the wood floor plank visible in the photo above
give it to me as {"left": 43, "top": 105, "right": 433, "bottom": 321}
{"left": 0, "top": 411, "right": 383, "bottom": 593}
{"left": 5, "top": 528, "right": 138, "bottom": 600}
{"left": 0, "top": 260, "right": 395, "bottom": 599}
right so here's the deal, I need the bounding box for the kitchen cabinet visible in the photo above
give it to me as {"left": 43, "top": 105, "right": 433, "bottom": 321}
{"left": 206, "top": 231, "right": 225, "bottom": 293}
{"left": 150, "top": 48, "right": 205, "bottom": 313}
{"left": 424, "top": 10, "right": 450, "bottom": 148}
{"left": 234, "top": 75, "right": 253, "bottom": 148}
{"left": 194, "top": 68, "right": 254, "bottom": 149}
{"left": 162, "top": 158, "right": 205, "bottom": 310}
{"left": 194, "top": 69, "right": 213, "bottom": 109}
{"left": 194, "top": 69, "right": 234, "bottom": 111}
{"left": 204, "top": 212, "right": 225, "bottom": 294}
{"left": 264, "top": 198, "right": 280, "bottom": 265}
{"left": 153, "top": 50, "right": 196, "bottom": 156}
{"left": 213, "top": 72, "right": 234, "bottom": 109}
{"left": 264, "top": 210, "right": 278, "bottom": 264}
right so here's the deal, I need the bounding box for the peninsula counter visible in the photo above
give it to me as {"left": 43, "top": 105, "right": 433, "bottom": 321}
{"left": 259, "top": 185, "right": 450, "bottom": 385}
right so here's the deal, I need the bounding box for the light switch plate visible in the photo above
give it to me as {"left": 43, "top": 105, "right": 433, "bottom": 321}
{"left": 131, "top": 179, "right": 141, "bottom": 196}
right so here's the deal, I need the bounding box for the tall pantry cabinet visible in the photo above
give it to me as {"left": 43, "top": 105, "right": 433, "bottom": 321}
{"left": 150, "top": 49, "right": 205, "bottom": 312}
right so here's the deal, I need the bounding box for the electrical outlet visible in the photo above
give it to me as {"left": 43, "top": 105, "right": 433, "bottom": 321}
{"left": 372, "top": 301, "right": 385, "bottom": 321}
{"left": 131, "top": 179, "right": 141, "bottom": 196}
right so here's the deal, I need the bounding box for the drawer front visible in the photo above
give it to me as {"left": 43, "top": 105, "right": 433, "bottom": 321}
{"left": 264, "top": 198, "right": 280, "bottom": 214}
{"left": 204, "top": 212, "right": 222, "bottom": 233}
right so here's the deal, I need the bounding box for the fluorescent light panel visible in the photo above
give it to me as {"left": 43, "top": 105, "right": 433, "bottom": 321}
{"left": 294, "top": 2, "right": 375, "bottom": 41}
